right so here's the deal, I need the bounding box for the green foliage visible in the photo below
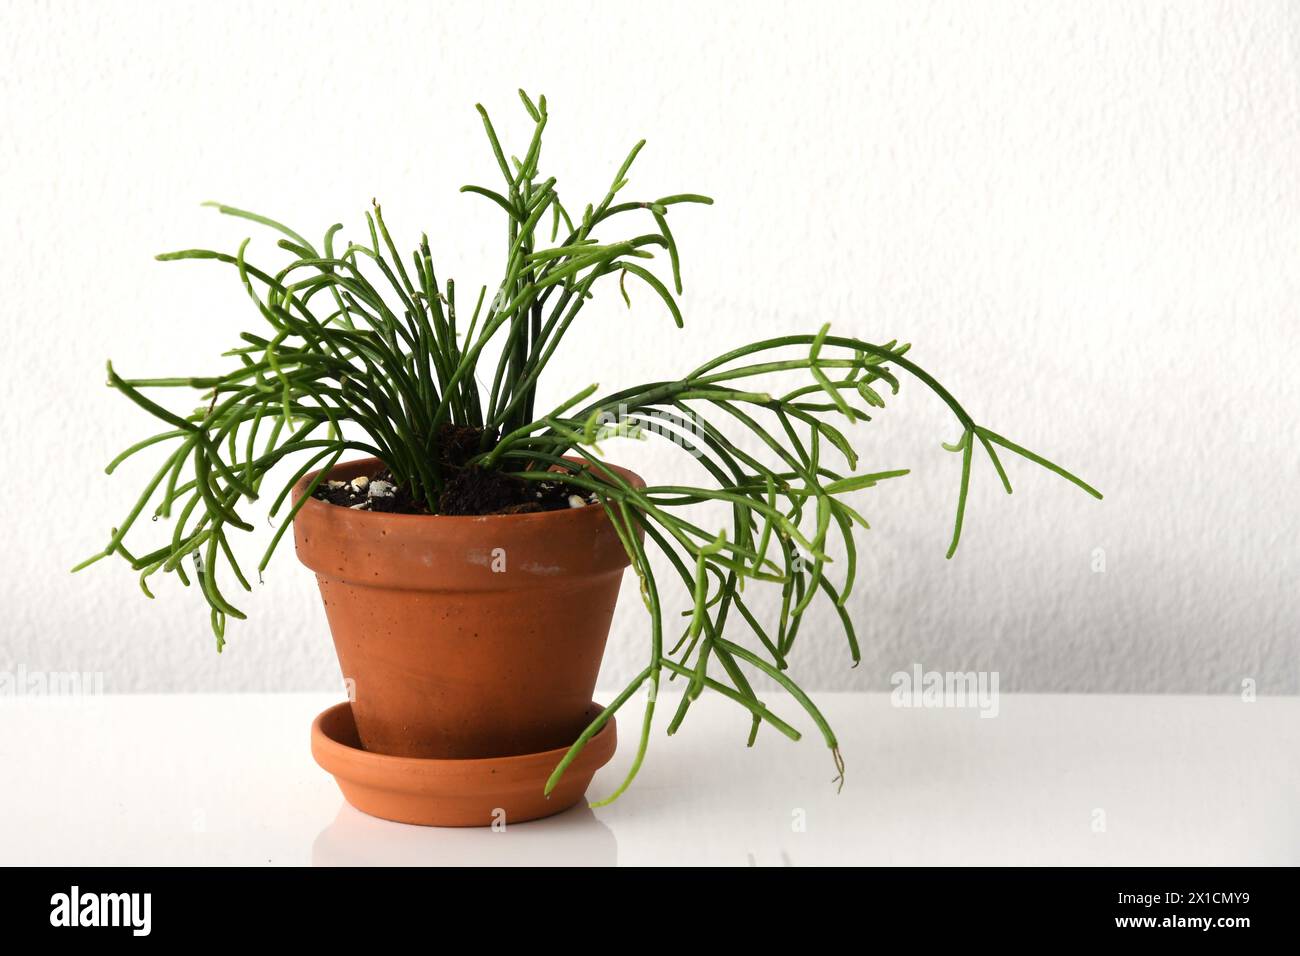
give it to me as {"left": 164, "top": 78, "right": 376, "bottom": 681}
{"left": 77, "top": 92, "right": 1100, "bottom": 798}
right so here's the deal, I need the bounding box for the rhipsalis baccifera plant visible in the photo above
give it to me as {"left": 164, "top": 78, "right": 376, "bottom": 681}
{"left": 78, "top": 91, "right": 1101, "bottom": 800}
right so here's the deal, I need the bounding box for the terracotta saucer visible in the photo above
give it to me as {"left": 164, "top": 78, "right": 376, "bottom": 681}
{"left": 311, "top": 701, "right": 618, "bottom": 827}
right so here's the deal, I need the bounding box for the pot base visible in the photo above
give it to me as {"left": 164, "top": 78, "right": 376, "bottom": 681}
{"left": 311, "top": 702, "right": 617, "bottom": 827}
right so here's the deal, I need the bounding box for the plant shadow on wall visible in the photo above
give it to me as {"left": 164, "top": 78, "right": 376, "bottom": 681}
{"left": 75, "top": 90, "right": 1101, "bottom": 805}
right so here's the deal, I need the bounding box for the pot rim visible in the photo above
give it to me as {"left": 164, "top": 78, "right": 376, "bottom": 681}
{"left": 291, "top": 454, "right": 645, "bottom": 526}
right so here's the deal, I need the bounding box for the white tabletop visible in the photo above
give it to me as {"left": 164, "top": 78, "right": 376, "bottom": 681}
{"left": 1, "top": 691, "right": 1294, "bottom": 866}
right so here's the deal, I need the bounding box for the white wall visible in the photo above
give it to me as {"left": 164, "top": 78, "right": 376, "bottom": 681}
{"left": 3, "top": 1, "right": 1297, "bottom": 695}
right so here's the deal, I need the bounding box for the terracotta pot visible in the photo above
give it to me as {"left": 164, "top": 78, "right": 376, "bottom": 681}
{"left": 292, "top": 456, "right": 641, "bottom": 761}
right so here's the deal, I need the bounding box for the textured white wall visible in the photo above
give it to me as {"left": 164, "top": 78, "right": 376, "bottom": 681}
{"left": 2, "top": 1, "right": 1297, "bottom": 695}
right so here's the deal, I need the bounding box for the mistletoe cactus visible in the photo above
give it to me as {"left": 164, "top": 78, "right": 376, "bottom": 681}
{"left": 77, "top": 91, "right": 1100, "bottom": 799}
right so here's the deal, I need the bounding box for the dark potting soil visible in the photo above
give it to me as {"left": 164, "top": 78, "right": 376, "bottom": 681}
{"left": 437, "top": 466, "right": 580, "bottom": 516}
{"left": 313, "top": 468, "right": 430, "bottom": 514}
{"left": 312, "top": 425, "right": 597, "bottom": 517}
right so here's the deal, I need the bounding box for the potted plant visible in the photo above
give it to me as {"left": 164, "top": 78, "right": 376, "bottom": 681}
{"left": 77, "top": 92, "right": 1100, "bottom": 826}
